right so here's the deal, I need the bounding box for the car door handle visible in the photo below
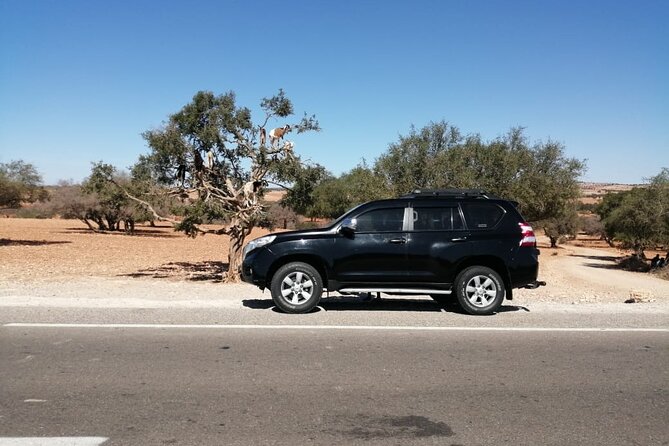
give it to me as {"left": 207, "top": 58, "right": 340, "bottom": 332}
{"left": 389, "top": 238, "right": 407, "bottom": 244}
{"left": 451, "top": 237, "right": 468, "bottom": 242}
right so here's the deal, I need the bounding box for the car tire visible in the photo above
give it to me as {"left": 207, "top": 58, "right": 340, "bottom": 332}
{"left": 270, "top": 262, "right": 323, "bottom": 313}
{"left": 454, "top": 266, "right": 505, "bottom": 315}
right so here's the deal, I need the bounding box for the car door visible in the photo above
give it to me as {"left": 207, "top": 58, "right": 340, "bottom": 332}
{"left": 331, "top": 206, "right": 410, "bottom": 285}
{"left": 404, "top": 204, "right": 471, "bottom": 286}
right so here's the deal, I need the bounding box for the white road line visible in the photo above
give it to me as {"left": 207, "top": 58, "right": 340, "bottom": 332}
{"left": 0, "top": 438, "right": 108, "bottom": 446}
{"left": 3, "top": 323, "right": 668, "bottom": 332}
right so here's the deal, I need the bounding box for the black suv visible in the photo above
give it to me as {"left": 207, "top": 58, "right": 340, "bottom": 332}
{"left": 242, "top": 189, "right": 543, "bottom": 315}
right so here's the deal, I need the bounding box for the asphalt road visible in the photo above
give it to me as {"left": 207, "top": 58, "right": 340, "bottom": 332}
{"left": 2, "top": 310, "right": 668, "bottom": 446}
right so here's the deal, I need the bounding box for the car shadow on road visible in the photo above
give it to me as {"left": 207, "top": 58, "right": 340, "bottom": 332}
{"left": 121, "top": 261, "right": 228, "bottom": 282}
{"left": 242, "top": 297, "right": 528, "bottom": 314}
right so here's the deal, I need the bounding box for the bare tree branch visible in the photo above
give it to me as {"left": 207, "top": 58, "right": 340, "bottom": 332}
{"left": 109, "top": 178, "right": 178, "bottom": 225}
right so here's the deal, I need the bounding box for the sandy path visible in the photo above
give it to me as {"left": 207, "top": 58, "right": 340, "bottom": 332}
{"left": 514, "top": 243, "right": 668, "bottom": 304}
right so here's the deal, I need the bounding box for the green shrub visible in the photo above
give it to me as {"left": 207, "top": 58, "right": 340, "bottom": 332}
{"left": 296, "top": 221, "right": 322, "bottom": 230}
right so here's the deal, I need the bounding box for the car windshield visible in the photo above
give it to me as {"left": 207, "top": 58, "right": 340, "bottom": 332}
{"left": 326, "top": 203, "right": 367, "bottom": 229}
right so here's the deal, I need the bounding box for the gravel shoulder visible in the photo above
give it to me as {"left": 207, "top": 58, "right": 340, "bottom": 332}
{"left": 1, "top": 276, "right": 667, "bottom": 316}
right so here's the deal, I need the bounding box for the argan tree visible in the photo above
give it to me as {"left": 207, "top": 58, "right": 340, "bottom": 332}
{"left": 122, "top": 90, "right": 319, "bottom": 282}
{"left": 308, "top": 164, "right": 391, "bottom": 219}
{"left": 543, "top": 204, "right": 580, "bottom": 248}
{"left": 278, "top": 163, "right": 331, "bottom": 218}
{"left": 79, "top": 162, "right": 153, "bottom": 232}
{"left": 375, "top": 122, "right": 585, "bottom": 234}
{"left": 0, "top": 160, "right": 48, "bottom": 208}
{"left": 596, "top": 168, "right": 669, "bottom": 257}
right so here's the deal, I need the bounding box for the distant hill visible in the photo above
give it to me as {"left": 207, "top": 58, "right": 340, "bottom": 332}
{"left": 264, "top": 189, "right": 286, "bottom": 203}
{"left": 579, "top": 182, "right": 641, "bottom": 204}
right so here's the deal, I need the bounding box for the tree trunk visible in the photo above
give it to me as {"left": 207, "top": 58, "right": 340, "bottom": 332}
{"left": 80, "top": 218, "right": 99, "bottom": 232}
{"left": 106, "top": 218, "right": 115, "bottom": 231}
{"left": 226, "top": 240, "right": 244, "bottom": 283}
{"left": 94, "top": 217, "right": 107, "bottom": 231}
{"left": 224, "top": 225, "right": 253, "bottom": 283}
{"left": 122, "top": 219, "right": 135, "bottom": 234}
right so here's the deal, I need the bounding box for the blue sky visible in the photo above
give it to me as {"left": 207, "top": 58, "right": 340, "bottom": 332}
{"left": 1, "top": 0, "right": 667, "bottom": 185}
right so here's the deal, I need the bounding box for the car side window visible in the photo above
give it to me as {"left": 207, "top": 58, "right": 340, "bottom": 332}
{"left": 462, "top": 203, "right": 505, "bottom": 230}
{"left": 355, "top": 208, "right": 405, "bottom": 232}
{"left": 412, "top": 207, "right": 464, "bottom": 231}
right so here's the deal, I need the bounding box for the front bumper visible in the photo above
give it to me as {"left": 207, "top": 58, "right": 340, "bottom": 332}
{"left": 241, "top": 247, "right": 276, "bottom": 289}
{"left": 241, "top": 258, "right": 264, "bottom": 288}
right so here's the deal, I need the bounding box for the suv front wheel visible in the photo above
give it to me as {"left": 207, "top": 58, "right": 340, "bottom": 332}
{"left": 455, "top": 266, "right": 505, "bottom": 315}
{"left": 270, "top": 262, "right": 323, "bottom": 313}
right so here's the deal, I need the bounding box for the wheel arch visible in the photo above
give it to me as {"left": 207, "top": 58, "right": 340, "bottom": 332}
{"left": 267, "top": 254, "right": 329, "bottom": 289}
{"left": 455, "top": 256, "right": 513, "bottom": 300}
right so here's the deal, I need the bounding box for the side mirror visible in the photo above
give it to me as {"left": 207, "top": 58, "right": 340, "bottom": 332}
{"left": 340, "top": 217, "right": 357, "bottom": 234}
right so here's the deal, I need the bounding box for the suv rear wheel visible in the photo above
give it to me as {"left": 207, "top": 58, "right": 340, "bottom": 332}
{"left": 455, "top": 266, "right": 505, "bottom": 315}
{"left": 270, "top": 262, "right": 323, "bottom": 313}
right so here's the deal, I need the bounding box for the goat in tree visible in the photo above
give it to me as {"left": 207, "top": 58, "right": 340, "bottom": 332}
{"left": 269, "top": 125, "right": 291, "bottom": 147}
{"left": 259, "top": 127, "right": 267, "bottom": 147}
{"left": 206, "top": 150, "right": 215, "bottom": 170}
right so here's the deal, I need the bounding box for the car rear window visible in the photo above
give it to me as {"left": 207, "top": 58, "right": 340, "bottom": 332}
{"left": 462, "top": 203, "right": 505, "bottom": 230}
{"left": 412, "top": 207, "right": 464, "bottom": 231}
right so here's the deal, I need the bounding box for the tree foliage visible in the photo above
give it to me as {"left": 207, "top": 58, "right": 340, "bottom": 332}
{"left": 375, "top": 122, "right": 463, "bottom": 196}
{"left": 0, "top": 160, "right": 48, "bottom": 208}
{"left": 264, "top": 202, "right": 299, "bottom": 230}
{"left": 66, "top": 162, "right": 155, "bottom": 232}
{"left": 121, "top": 90, "right": 319, "bottom": 281}
{"left": 299, "top": 122, "right": 585, "bottom": 241}
{"left": 375, "top": 122, "right": 585, "bottom": 226}
{"left": 279, "top": 164, "right": 331, "bottom": 217}
{"left": 596, "top": 168, "right": 669, "bottom": 256}
{"left": 39, "top": 163, "right": 161, "bottom": 232}
{"left": 579, "top": 214, "right": 605, "bottom": 238}
{"left": 543, "top": 204, "right": 580, "bottom": 248}
{"left": 308, "top": 164, "right": 391, "bottom": 219}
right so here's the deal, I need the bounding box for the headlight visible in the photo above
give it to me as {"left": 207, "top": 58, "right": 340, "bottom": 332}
{"left": 243, "top": 235, "right": 276, "bottom": 259}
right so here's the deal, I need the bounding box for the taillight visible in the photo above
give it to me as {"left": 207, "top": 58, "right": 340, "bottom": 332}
{"left": 519, "top": 222, "right": 536, "bottom": 247}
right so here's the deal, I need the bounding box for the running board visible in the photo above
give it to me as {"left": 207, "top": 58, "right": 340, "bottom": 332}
{"left": 339, "top": 288, "right": 452, "bottom": 295}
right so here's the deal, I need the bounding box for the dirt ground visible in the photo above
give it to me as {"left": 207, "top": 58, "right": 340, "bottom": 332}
{"left": 1, "top": 218, "right": 668, "bottom": 305}
{"left": 0, "top": 218, "right": 271, "bottom": 282}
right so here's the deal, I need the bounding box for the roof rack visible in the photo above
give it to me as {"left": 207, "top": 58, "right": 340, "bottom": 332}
{"left": 400, "top": 188, "right": 491, "bottom": 199}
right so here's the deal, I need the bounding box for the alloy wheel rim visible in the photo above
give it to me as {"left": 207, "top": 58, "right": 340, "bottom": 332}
{"left": 465, "top": 275, "right": 497, "bottom": 307}
{"left": 280, "top": 271, "right": 314, "bottom": 305}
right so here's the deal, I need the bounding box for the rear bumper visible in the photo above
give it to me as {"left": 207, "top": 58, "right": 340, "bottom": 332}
{"left": 509, "top": 248, "right": 540, "bottom": 288}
